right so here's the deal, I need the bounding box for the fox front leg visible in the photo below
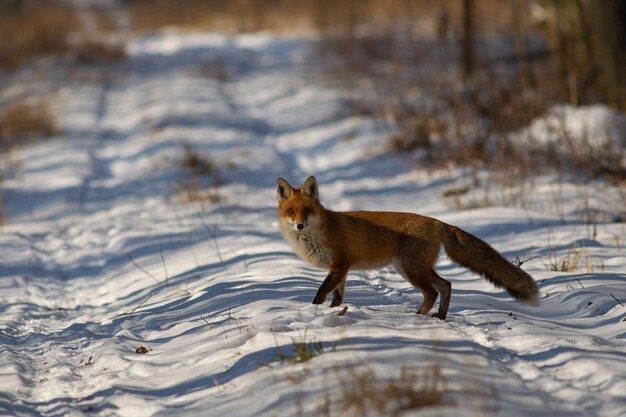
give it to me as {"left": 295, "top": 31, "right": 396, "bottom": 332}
{"left": 312, "top": 265, "right": 348, "bottom": 305}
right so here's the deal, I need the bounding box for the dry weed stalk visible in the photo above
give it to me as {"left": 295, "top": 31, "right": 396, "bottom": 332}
{"left": 544, "top": 243, "right": 594, "bottom": 273}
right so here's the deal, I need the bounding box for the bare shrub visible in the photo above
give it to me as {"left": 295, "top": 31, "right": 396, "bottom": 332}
{"left": 386, "top": 115, "right": 440, "bottom": 153}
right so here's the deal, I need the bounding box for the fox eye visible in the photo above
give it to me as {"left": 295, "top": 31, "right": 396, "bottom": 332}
{"left": 303, "top": 207, "right": 311, "bottom": 215}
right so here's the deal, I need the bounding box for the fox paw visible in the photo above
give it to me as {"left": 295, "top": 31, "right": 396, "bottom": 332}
{"left": 330, "top": 299, "right": 343, "bottom": 307}
{"left": 430, "top": 313, "right": 446, "bottom": 320}
{"left": 312, "top": 293, "right": 326, "bottom": 304}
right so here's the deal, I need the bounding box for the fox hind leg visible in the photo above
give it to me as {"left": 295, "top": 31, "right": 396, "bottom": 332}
{"left": 429, "top": 270, "right": 451, "bottom": 320}
{"left": 393, "top": 259, "right": 438, "bottom": 316}
{"left": 413, "top": 276, "right": 438, "bottom": 315}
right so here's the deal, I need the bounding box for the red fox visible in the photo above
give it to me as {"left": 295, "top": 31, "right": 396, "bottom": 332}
{"left": 276, "top": 176, "right": 539, "bottom": 319}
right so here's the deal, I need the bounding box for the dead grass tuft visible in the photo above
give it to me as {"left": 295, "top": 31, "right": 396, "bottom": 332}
{"left": 127, "top": 0, "right": 311, "bottom": 33}
{"left": 176, "top": 178, "right": 222, "bottom": 204}
{"left": 544, "top": 244, "right": 594, "bottom": 273}
{"left": 71, "top": 38, "right": 126, "bottom": 64}
{"left": 176, "top": 142, "right": 227, "bottom": 204}
{"left": 181, "top": 142, "right": 215, "bottom": 175}
{"left": 125, "top": 0, "right": 513, "bottom": 35}
{"left": 339, "top": 364, "right": 453, "bottom": 417}
{"left": 276, "top": 333, "right": 331, "bottom": 364}
{"left": 0, "top": 100, "right": 57, "bottom": 150}
{"left": 0, "top": 0, "right": 126, "bottom": 70}
{"left": 0, "top": 0, "right": 80, "bottom": 69}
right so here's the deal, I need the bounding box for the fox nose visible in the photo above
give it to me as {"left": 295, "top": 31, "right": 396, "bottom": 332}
{"left": 296, "top": 223, "right": 304, "bottom": 230}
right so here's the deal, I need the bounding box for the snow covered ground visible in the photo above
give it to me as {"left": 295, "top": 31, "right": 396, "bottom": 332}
{"left": 1, "top": 30, "right": 625, "bottom": 417}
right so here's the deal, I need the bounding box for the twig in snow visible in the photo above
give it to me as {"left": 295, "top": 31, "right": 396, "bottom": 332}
{"left": 228, "top": 288, "right": 232, "bottom": 326}
{"left": 191, "top": 203, "right": 226, "bottom": 269}
{"left": 610, "top": 293, "right": 624, "bottom": 306}
{"left": 160, "top": 248, "right": 169, "bottom": 286}
{"left": 200, "top": 314, "right": 225, "bottom": 330}
{"left": 186, "top": 217, "right": 200, "bottom": 268}
{"left": 224, "top": 288, "right": 243, "bottom": 334}
{"left": 200, "top": 315, "right": 215, "bottom": 328}
{"left": 126, "top": 253, "right": 161, "bottom": 284}
{"left": 514, "top": 255, "right": 540, "bottom": 267}
{"left": 242, "top": 242, "right": 249, "bottom": 272}
{"left": 113, "top": 291, "right": 156, "bottom": 319}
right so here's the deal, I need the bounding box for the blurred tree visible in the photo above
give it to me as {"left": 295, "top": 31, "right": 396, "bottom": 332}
{"left": 0, "top": 0, "right": 23, "bottom": 13}
{"left": 461, "top": 0, "right": 475, "bottom": 80}
{"left": 513, "top": 0, "right": 535, "bottom": 87}
{"left": 587, "top": 0, "right": 625, "bottom": 110}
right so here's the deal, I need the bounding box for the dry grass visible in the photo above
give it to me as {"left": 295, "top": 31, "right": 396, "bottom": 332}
{"left": 127, "top": 0, "right": 312, "bottom": 33}
{"left": 0, "top": 100, "right": 57, "bottom": 150}
{"left": 175, "top": 142, "right": 226, "bottom": 204}
{"left": 276, "top": 334, "right": 330, "bottom": 364}
{"left": 126, "top": 0, "right": 514, "bottom": 34}
{"left": 0, "top": 0, "right": 80, "bottom": 69}
{"left": 176, "top": 178, "right": 222, "bottom": 204}
{"left": 71, "top": 38, "right": 126, "bottom": 65}
{"left": 359, "top": 69, "right": 558, "bottom": 171}
{"left": 180, "top": 142, "right": 215, "bottom": 175}
{"left": 338, "top": 364, "right": 454, "bottom": 417}
{"left": 127, "top": 0, "right": 212, "bottom": 33}
{"left": 0, "top": 0, "right": 125, "bottom": 70}
{"left": 544, "top": 244, "right": 594, "bottom": 273}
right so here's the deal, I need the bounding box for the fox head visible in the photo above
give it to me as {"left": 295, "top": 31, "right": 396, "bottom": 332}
{"left": 276, "top": 176, "right": 323, "bottom": 232}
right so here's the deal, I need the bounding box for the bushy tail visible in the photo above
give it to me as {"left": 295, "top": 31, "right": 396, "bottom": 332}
{"left": 441, "top": 223, "right": 539, "bottom": 306}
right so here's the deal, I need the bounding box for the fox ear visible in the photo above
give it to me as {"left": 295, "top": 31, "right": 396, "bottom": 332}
{"left": 276, "top": 178, "right": 293, "bottom": 202}
{"left": 301, "top": 176, "right": 319, "bottom": 200}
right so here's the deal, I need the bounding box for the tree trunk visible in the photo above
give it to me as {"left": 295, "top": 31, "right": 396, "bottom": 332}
{"left": 461, "top": 0, "right": 475, "bottom": 80}
{"left": 513, "top": 0, "right": 535, "bottom": 87}
{"left": 588, "top": 0, "right": 625, "bottom": 110}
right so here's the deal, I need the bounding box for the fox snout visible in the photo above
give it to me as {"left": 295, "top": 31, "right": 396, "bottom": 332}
{"left": 291, "top": 216, "right": 307, "bottom": 231}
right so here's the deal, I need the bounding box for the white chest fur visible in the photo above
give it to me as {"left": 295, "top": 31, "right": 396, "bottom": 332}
{"left": 280, "top": 223, "right": 332, "bottom": 269}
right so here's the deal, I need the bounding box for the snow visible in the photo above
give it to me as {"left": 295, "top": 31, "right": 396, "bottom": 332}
{"left": 512, "top": 103, "right": 626, "bottom": 155}
{"left": 1, "top": 29, "right": 625, "bottom": 417}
